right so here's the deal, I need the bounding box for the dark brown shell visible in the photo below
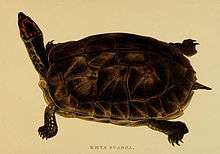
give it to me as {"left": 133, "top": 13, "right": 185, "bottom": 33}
{"left": 46, "top": 33, "right": 196, "bottom": 123}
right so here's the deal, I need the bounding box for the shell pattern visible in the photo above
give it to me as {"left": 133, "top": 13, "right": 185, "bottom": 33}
{"left": 46, "top": 33, "right": 196, "bottom": 124}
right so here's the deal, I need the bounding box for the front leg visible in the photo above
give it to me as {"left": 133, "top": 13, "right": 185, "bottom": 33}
{"left": 146, "top": 119, "right": 189, "bottom": 146}
{"left": 38, "top": 104, "right": 58, "bottom": 139}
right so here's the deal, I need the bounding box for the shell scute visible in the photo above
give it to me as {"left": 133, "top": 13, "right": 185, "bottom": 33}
{"left": 97, "top": 66, "right": 129, "bottom": 102}
{"left": 64, "top": 56, "right": 88, "bottom": 77}
{"left": 129, "top": 100, "right": 148, "bottom": 120}
{"left": 88, "top": 52, "right": 115, "bottom": 68}
{"left": 111, "top": 102, "right": 129, "bottom": 119}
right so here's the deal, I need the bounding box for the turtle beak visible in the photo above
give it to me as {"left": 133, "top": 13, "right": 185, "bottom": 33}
{"left": 18, "top": 12, "right": 27, "bottom": 28}
{"left": 18, "top": 12, "right": 27, "bottom": 19}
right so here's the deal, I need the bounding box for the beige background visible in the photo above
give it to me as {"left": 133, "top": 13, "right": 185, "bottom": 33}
{"left": 0, "top": 0, "right": 219, "bottom": 154}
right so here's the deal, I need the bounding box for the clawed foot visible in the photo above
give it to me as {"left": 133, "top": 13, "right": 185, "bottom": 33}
{"left": 168, "top": 131, "right": 184, "bottom": 146}
{"left": 38, "top": 125, "right": 57, "bottom": 139}
{"left": 182, "top": 39, "right": 199, "bottom": 47}
{"left": 167, "top": 122, "right": 189, "bottom": 146}
{"left": 39, "top": 105, "right": 58, "bottom": 140}
{"left": 170, "top": 39, "right": 199, "bottom": 56}
{"left": 181, "top": 39, "right": 199, "bottom": 56}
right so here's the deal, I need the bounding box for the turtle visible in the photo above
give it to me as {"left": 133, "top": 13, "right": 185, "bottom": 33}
{"left": 18, "top": 12, "right": 211, "bottom": 146}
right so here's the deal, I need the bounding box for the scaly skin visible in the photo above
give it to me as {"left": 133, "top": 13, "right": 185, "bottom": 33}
{"left": 18, "top": 12, "right": 56, "bottom": 139}
{"left": 18, "top": 12, "right": 48, "bottom": 79}
{"left": 38, "top": 105, "right": 58, "bottom": 139}
{"left": 146, "top": 119, "right": 189, "bottom": 146}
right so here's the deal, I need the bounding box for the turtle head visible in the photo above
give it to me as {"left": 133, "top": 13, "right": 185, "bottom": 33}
{"left": 18, "top": 12, "right": 43, "bottom": 41}
{"left": 18, "top": 12, "right": 48, "bottom": 79}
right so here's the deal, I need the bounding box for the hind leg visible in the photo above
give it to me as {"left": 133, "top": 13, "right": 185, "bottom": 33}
{"left": 38, "top": 104, "right": 58, "bottom": 139}
{"left": 146, "top": 119, "right": 189, "bottom": 146}
{"left": 169, "top": 39, "right": 199, "bottom": 56}
{"left": 127, "top": 119, "right": 188, "bottom": 146}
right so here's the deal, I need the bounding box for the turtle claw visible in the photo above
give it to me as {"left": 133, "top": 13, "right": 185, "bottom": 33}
{"left": 192, "top": 40, "right": 199, "bottom": 45}
{"left": 176, "top": 140, "right": 180, "bottom": 146}
{"left": 194, "top": 42, "right": 200, "bottom": 45}
{"left": 168, "top": 130, "right": 186, "bottom": 146}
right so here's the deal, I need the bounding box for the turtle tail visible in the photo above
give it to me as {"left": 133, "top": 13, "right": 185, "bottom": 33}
{"left": 192, "top": 82, "right": 212, "bottom": 90}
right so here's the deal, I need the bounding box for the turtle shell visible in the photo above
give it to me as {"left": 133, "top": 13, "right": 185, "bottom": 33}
{"left": 46, "top": 33, "right": 196, "bottom": 124}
